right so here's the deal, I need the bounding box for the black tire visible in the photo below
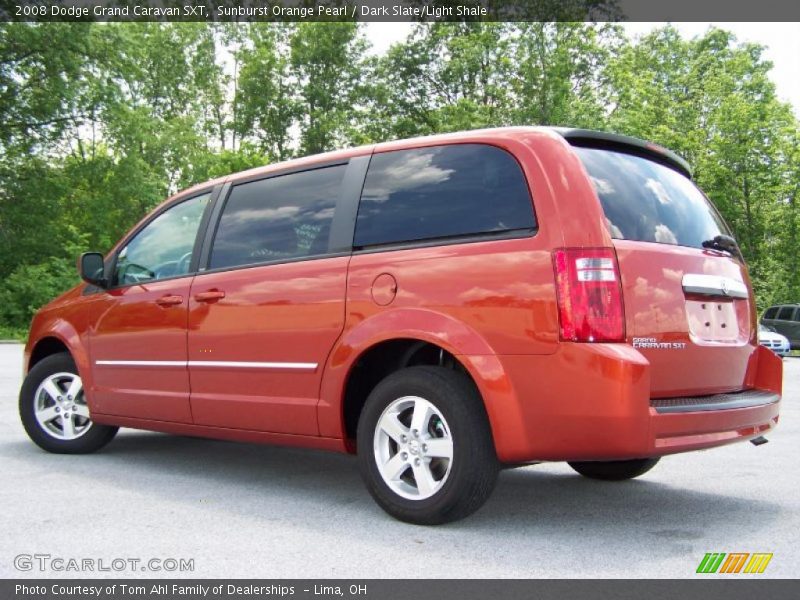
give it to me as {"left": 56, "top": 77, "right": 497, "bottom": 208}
{"left": 357, "top": 366, "right": 498, "bottom": 525}
{"left": 568, "top": 457, "right": 660, "bottom": 481}
{"left": 19, "top": 352, "right": 118, "bottom": 454}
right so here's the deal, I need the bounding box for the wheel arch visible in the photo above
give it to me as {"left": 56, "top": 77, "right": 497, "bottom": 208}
{"left": 25, "top": 319, "right": 92, "bottom": 397}
{"left": 28, "top": 336, "right": 71, "bottom": 371}
{"left": 317, "top": 309, "right": 526, "bottom": 455}
{"left": 340, "top": 338, "right": 471, "bottom": 450}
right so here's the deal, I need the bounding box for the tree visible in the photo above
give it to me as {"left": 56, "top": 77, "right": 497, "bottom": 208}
{"left": 234, "top": 23, "right": 296, "bottom": 161}
{"left": 291, "top": 22, "right": 370, "bottom": 155}
{"left": 368, "top": 23, "right": 513, "bottom": 139}
{"left": 511, "top": 22, "right": 621, "bottom": 127}
{"left": 0, "top": 23, "right": 99, "bottom": 152}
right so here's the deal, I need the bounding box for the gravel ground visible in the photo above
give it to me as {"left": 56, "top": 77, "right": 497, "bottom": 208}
{"left": 1, "top": 342, "right": 797, "bottom": 578}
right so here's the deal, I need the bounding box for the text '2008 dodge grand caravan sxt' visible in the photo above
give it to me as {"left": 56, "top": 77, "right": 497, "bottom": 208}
{"left": 20, "top": 127, "right": 782, "bottom": 524}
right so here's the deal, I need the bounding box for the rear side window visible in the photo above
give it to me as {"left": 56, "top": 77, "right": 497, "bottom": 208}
{"left": 209, "top": 165, "right": 345, "bottom": 270}
{"left": 763, "top": 307, "right": 779, "bottom": 320}
{"left": 573, "top": 146, "right": 730, "bottom": 249}
{"left": 354, "top": 144, "right": 535, "bottom": 248}
{"left": 777, "top": 306, "right": 796, "bottom": 321}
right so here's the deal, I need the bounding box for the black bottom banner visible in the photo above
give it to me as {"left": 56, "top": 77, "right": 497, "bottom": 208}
{"left": 4, "top": 580, "right": 800, "bottom": 600}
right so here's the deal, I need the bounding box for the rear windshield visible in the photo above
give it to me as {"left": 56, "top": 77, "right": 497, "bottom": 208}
{"left": 573, "top": 146, "right": 730, "bottom": 249}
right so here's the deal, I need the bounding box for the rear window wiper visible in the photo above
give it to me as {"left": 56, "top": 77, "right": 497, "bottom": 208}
{"left": 702, "top": 234, "right": 744, "bottom": 263}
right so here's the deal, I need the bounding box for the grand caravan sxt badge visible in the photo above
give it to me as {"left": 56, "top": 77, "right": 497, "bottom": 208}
{"left": 632, "top": 337, "right": 687, "bottom": 350}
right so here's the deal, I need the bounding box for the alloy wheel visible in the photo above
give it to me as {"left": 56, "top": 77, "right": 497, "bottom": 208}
{"left": 33, "top": 372, "right": 93, "bottom": 441}
{"left": 373, "top": 395, "right": 453, "bottom": 500}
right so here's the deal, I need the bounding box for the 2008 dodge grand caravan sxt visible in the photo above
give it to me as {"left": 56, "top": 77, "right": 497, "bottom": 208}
{"left": 19, "top": 127, "right": 782, "bottom": 524}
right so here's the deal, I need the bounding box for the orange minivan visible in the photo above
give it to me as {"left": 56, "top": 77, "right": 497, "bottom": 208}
{"left": 19, "top": 127, "right": 782, "bottom": 524}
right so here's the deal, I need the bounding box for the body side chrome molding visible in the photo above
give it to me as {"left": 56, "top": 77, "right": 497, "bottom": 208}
{"left": 187, "top": 360, "right": 317, "bottom": 370}
{"left": 95, "top": 360, "right": 317, "bottom": 370}
{"left": 95, "top": 360, "right": 186, "bottom": 367}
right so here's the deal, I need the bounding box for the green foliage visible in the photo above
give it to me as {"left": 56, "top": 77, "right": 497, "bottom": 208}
{"left": 367, "top": 23, "right": 514, "bottom": 137}
{"left": 1, "top": 21, "right": 799, "bottom": 331}
{"left": 0, "top": 22, "right": 99, "bottom": 151}
{"left": 511, "top": 22, "right": 622, "bottom": 127}
{"left": 0, "top": 257, "right": 79, "bottom": 330}
{"left": 233, "top": 24, "right": 297, "bottom": 161}
{"left": 0, "top": 227, "right": 86, "bottom": 330}
{"left": 291, "top": 22, "right": 370, "bottom": 155}
{"left": 0, "top": 325, "right": 26, "bottom": 342}
{"left": 192, "top": 145, "right": 272, "bottom": 182}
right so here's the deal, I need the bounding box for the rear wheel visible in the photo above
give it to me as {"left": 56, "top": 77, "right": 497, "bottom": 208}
{"left": 357, "top": 366, "right": 498, "bottom": 525}
{"left": 568, "top": 458, "right": 660, "bottom": 481}
{"left": 20, "top": 353, "right": 118, "bottom": 454}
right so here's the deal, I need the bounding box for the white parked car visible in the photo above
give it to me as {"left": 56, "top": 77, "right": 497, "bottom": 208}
{"left": 758, "top": 324, "right": 791, "bottom": 357}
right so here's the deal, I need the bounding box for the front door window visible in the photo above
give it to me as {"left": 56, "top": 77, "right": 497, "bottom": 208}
{"left": 114, "top": 193, "right": 210, "bottom": 286}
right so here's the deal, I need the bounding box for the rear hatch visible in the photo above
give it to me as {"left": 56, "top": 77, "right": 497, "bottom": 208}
{"left": 570, "top": 140, "right": 756, "bottom": 398}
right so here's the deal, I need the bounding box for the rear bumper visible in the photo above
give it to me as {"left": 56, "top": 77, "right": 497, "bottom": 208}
{"left": 650, "top": 401, "right": 778, "bottom": 454}
{"left": 481, "top": 344, "right": 782, "bottom": 464}
{"left": 650, "top": 389, "right": 778, "bottom": 413}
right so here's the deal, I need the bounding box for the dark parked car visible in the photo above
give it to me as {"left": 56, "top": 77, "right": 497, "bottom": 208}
{"left": 761, "top": 304, "right": 800, "bottom": 349}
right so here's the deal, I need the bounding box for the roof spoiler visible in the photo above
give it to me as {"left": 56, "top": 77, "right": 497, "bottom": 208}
{"left": 553, "top": 128, "right": 693, "bottom": 179}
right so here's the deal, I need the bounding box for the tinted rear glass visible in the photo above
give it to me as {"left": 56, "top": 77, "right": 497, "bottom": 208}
{"left": 777, "top": 307, "right": 796, "bottom": 321}
{"left": 573, "top": 146, "right": 730, "bottom": 249}
{"left": 354, "top": 144, "right": 535, "bottom": 248}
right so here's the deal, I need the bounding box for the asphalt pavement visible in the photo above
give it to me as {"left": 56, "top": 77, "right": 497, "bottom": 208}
{"left": 1, "top": 342, "right": 797, "bottom": 578}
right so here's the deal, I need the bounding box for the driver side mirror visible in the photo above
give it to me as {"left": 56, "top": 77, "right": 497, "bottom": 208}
{"left": 79, "top": 252, "right": 108, "bottom": 288}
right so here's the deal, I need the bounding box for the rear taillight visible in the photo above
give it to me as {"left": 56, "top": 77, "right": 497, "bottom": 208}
{"left": 552, "top": 248, "right": 625, "bottom": 342}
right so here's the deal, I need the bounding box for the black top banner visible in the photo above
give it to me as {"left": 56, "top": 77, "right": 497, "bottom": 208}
{"left": 3, "top": 0, "right": 800, "bottom": 23}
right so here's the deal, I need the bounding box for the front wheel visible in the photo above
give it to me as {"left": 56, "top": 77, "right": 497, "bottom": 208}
{"left": 357, "top": 366, "right": 498, "bottom": 525}
{"left": 19, "top": 352, "right": 118, "bottom": 454}
{"left": 568, "top": 458, "right": 660, "bottom": 481}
